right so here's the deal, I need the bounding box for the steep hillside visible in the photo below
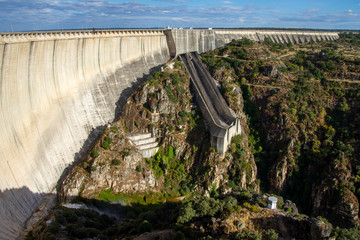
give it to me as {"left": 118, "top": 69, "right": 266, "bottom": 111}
{"left": 201, "top": 33, "right": 360, "bottom": 231}
{"left": 57, "top": 58, "right": 258, "bottom": 204}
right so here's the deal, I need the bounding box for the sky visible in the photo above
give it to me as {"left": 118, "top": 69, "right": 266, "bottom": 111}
{"left": 0, "top": 0, "right": 359, "bottom": 32}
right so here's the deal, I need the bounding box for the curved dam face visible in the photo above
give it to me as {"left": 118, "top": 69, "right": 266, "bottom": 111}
{"left": 171, "top": 29, "right": 340, "bottom": 54}
{"left": 0, "top": 30, "right": 170, "bottom": 239}
{"left": 0, "top": 29, "right": 339, "bottom": 239}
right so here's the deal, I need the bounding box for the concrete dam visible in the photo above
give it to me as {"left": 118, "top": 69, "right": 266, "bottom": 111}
{"left": 0, "top": 29, "right": 339, "bottom": 239}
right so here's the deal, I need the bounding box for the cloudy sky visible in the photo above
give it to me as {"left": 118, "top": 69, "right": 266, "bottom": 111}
{"left": 0, "top": 0, "right": 359, "bottom": 32}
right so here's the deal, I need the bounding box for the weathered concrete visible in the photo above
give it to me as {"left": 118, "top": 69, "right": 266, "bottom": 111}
{"left": 0, "top": 30, "right": 170, "bottom": 239}
{"left": 0, "top": 28, "right": 339, "bottom": 239}
{"left": 171, "top": 29, "right": 339, "bottom": 55}
{"left": 181, "top": 52, "right": 241, "bottom": 153}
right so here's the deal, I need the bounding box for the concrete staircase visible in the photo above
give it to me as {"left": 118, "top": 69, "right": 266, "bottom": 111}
{"left": 128, "top": 133, "right": 159, "bottom": 158}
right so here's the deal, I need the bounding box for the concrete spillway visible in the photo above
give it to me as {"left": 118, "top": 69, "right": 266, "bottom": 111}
{"left": 181, "top": 52, "right": 240, "bottom": 153}
{"left": 0, "top": 29, "right": 339, "bottom": 239}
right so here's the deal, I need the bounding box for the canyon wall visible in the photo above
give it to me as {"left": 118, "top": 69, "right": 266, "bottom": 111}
{"left": 0, "top": 29, "right": 339, "bottom": 239}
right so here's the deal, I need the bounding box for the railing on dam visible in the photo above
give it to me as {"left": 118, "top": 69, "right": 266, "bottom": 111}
{"left": 180, "top": 52, "right": 241, "bottom": 153}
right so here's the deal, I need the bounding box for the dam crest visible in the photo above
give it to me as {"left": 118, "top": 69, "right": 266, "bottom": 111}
{"left": 0, "top": 28, "right": 339, "bottom": 239}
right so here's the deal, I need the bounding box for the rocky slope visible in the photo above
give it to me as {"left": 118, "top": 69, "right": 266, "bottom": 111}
{"left": 58, "top": 59, "right": 258, "bottom": 204}
{"left": 201, "top": 34, "right": 360, "bottom": 230}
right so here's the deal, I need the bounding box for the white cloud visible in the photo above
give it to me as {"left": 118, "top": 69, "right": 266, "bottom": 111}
{"left": 304, "top": 8, "right": 320, "bottom": 15}
{"left": 221, "top": 1, "right": 233, "bottom": 4}
{"left": 239, "top": 17, "right": 245, "bottom": 23}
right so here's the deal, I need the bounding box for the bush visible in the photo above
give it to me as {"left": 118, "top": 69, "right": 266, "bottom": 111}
{"left": 240, "top": 77, "right": 247, "bottom": 84}
{"left": 48, "top": 221, "right": 61, "bottom": 234}
{"left": 262, "top": 229, "right": 279, "bottom": 240}
{"left": 227, "top": 180, "right": 236, "bottom": 188}
{"left": 334, "top": 227, "right": 360, "bottom": 240}
{"left": 102, "top": 141, "right": 110, "bottom": 150}
{"left": 179, "top": 111, "right": 188, "bottom": 118}
{"left": 91, "top": 149, "right": 99, "bottom": 158}
{"left": 64, "top": 211, "right": 78, "bottom": 223}
{"left": 136, "top": 165, "right": 142, "bottom": 172}
{"left": 224, "top": 196, "right": 238, "bottom": 211}
{"left": 55, "top": 214, "right": 66, "bottom": 225}
{"left": 250, "top": 205, "right": 259, "bottom": 213}
{"left": 174, "top": 231, "right": 186, "bottom": 240}
{"left": 235, "top": 229, "right": 261, "bottom": 240}
{"left": 110, "top": 126, "right": 118, "bottom": 133}
{"left": 177, "top": 202, "right": 197, "bottom": 223}
{"left": 171, "top": 73, "right": 180, "bottom": 85}
{"left": 137, "top": 220, "right": 152, "bottom": 233}
{"left": 112, "top": 159, "right": 121, "bottom": 166}
{"left": 105, "top": 136, "right": 112, "bottom": 144}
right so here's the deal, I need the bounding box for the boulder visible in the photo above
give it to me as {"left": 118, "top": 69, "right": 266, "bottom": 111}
{"left": 309, "top": 217, "right": 332, "bottom": 240}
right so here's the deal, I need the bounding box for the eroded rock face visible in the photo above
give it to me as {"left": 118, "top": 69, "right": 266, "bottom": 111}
{"left": 58, "top": 120, "right": 161, "bottom": 202}
{"left": 311, "top": 160, "right": 359, "bottom": 228}
{"left": 58, "top": 148, "right": 159, "bottom": 202}
{"left": 309, "top": 217, "right": 332, "bottom": 240}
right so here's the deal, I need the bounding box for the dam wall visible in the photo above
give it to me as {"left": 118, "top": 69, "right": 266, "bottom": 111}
{"left": 0, "top": 28, "right": 339, "bottom": 239}
{"left": 171, "top": 29, "right": 340, "bottom": 55}
{"left": 0, "top": 30, "right": 169, "bottom": 239}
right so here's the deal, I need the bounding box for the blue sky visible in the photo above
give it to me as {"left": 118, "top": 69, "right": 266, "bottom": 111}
{"left": 0, "top": 0, "right": 359, "bottom": 32}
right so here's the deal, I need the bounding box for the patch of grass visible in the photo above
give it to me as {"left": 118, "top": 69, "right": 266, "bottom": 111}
{"left": 91, "top": 149, "right": 99, "bottom": 158}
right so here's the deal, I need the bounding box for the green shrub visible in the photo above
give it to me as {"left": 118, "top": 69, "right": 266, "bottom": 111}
{"left": 235, "top": 229, "right": 261, "bottom": 240}
{"left": 55, "top": 214, "right": 66, "bottom": 225}
{"left": 48, "top": 221, "right": 61, "bottom": 234}
{"left": 110, "top": 126, "right": 118, "bottom": 133}
{"left": 278, "top": 66, "right": 287, "bottom": 72}
{"left": 177, "top": 202, "right": 197, "bottom": 223}
{"left": 240, "top": 77, "right": 247, "bottom": 84}
{"left": 250, "top": 205, "right": 259, "bottom": 213}
{"left": 105, "top": 136, "right": 112, "bottom": 144}
{"left": 262, "top": 229, "right": 279, "bottom": 240}
{"left": 137, "top": 220, "right": 152, "bottom": 233}
{"left": 227, "top": 180, "right": 236, "bottom": 188}
{"left": 136, "top": 165, "right": 142, "bottom": 172}
{"left": 174, "top": 231, "right": 186, "bottom": 240}
{"left": 224, "top": 196, "right": 238, "bottom": 211}
{"left": 91, "top": 149, "right": 99, "bottom": 158}
{"left": 178, "top": 111, "right": 188, "bottom": 118}
{"left": 334, "top": 227, "right": 360, "bottom": 240}
{"left": 83, "top": 162, "right": 88, "bottom": 169}
{"left": 112, "top": 159, "right": 121, "bottom": 166}
{"left": 72, "top": 227, "right": 88, "bottom": 238}
{"left": 102, "top": 141, "right": 110, "bottom": 150}
{"left": 64, "top": 211, "right": 78, "bottom": 223}
{"left": 171, "top": 73, "right": 180, "bottom": 85}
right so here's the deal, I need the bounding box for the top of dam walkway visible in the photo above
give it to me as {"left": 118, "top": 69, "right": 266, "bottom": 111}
{"left": 0, "top": 28, "right": 340, "bottom": 44}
